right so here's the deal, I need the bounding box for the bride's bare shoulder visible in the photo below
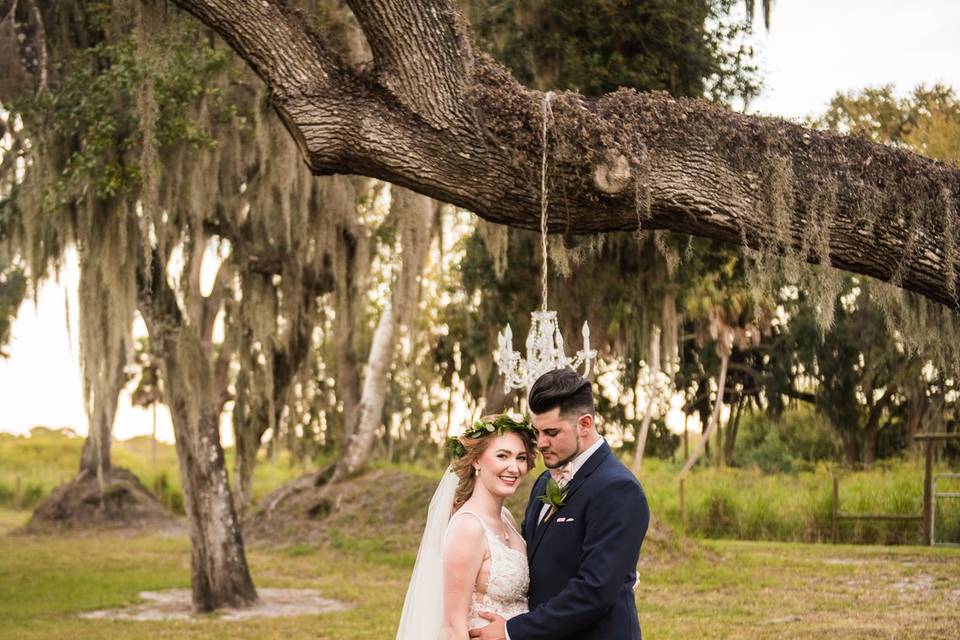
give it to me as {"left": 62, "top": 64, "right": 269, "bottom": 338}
{"left": 446, "top": 509, "right": 486, "bottom": 542}
{"left": 443, "top": 510, "right": 487, "bottom": 565}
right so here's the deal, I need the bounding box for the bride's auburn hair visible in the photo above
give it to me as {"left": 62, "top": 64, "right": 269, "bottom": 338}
{"left": 449, "top": 415, "right": 537, "bottom": 514}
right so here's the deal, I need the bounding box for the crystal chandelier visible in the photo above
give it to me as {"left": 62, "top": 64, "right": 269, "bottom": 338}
{"left": 495, "top": 92, "right": 597, "bottom": 393}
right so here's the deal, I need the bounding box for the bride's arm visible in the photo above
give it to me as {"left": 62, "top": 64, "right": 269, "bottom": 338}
{"left": 442, "top": 515, "right": 486, "bottom": 640}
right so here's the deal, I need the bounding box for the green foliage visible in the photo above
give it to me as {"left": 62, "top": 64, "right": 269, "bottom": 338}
{"left": 737, "top": 430, "right": 796, "bottom": 473}
{"left": 735, "top": 407, "right": 842, "bottom": 472}
{"left": 818, "top": 84, "right": 960, "bottom": 166}
{"left": 15, "top": 23, "right": 234, "bottom": 206}
{"left": 0, "top": 258, "right": 25, "bottom": 358}
{"left": 468, "top": 0, "right": 760, "bottom": 102}
{"left": 764, "top": 280, "right": 920, "bottom": 465}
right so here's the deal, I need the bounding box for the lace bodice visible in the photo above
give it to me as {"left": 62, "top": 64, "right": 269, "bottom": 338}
{"left": 449, "top": 509, "right": 529, "bottom": 630}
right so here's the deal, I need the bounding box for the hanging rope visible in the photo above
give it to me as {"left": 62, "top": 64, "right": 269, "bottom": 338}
{"left": 540, "top": 91, "right": 554, "bottom": 312}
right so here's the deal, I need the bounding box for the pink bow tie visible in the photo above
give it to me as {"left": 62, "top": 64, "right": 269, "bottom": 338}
{"left": 549, "top": 462, "right": 573, "bottom": 486}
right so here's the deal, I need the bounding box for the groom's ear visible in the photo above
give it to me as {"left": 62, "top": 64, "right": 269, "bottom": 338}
{"left": 577, "top": 413, "right": 594, "bottom": 435}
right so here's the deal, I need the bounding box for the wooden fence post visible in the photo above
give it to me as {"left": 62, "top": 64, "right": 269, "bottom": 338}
{"left": 832, "top": 475, "right": 839, "bottom": 544}
{"left": 679, "top": 478, "right": 686, "bottom": 532}
{"left": 923, "top": 441, "right": 933, "bottom": 546}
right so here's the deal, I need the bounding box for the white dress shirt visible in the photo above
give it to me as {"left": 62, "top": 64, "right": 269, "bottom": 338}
{"left": 536, "top": 436, "right": 605, "bottom": 524}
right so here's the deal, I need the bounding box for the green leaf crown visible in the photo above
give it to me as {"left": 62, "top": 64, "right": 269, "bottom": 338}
{"left": 446, "top": 413, "right": 535, "bottom": 458}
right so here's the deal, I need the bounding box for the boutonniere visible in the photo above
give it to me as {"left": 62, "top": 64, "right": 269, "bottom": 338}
{"left": 539, "top": 478, "right": 569, "bottom": 521}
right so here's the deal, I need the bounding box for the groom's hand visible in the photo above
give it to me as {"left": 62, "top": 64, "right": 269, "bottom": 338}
{"left": 467, "top": 611, "right": 506, "bottom": 639}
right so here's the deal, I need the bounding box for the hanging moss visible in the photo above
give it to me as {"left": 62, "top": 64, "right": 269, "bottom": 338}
{"left": 476, "top": 220, "right": 508, "bottom": 279}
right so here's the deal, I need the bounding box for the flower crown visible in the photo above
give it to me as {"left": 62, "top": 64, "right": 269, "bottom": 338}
{"left": 446, "top": 413, "right": 535, "bottom": 458}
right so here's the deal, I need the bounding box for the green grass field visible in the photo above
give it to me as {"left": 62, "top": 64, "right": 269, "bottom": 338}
{"left": 1, "top": 429, "right": 959, "bottom": 638}
{"left": 1, "top": 509, "right": 958, "bottom": 640}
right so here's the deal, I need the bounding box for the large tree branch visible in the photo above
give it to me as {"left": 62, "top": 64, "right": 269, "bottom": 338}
{"left": 343, "top": 0, "right": 474, "bottom": 126}
{"left": 168, "top": 0, "right": 960, "bottom": 310}
{"left": 168, "top": 0, "right": 332, "bottom": 96}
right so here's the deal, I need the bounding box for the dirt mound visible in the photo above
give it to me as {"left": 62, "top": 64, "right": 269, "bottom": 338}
{"left": 246, "top": 466, "right": 698, "bottom": 563}
{"left": 639, "top": 516, "right": 708, "bottom": 564}
{"left": 22, "top": 467, "right": 178, "bottom": 533}
{"left": 246, "top": 467, "right": 442, "bottom": 548}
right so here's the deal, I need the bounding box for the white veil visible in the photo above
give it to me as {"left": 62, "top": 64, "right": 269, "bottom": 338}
{"left": 395, "top": 467, "right": 459, "bottom": 640}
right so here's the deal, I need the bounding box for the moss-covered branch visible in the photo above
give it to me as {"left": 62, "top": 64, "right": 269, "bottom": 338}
{"left": 170, "top": 0, "right": 960, "bottom": 309}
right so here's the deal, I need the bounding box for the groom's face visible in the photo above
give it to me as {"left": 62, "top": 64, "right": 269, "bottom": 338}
{"left": 531, "top": 407, "right": 582, "bottom": 469}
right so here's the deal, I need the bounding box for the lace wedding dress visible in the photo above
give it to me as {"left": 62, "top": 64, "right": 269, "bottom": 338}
{"left": 395, "top": 470, "right": 528, "bottom": 640}
{"left": 448, "top": 508, "right": 530, "bottom": 629}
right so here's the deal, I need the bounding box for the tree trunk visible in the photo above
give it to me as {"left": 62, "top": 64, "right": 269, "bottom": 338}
{"left": 139, "top": 264, "right": 256, "bottom": 612}
{"left": 861, "top": 386, "right": 895, "bottom": 468}
{"left": 77, "top": 349, "right": 125, "bottom": 478}
{"left": 723, "top": 395, "right": 745, "bottom": 465}
{"left": 482, "top": 369, "right": 513, "bottom": 414}
{"left": 632, "top": 326, "right": 661, "bottom": 474}
{"left": 862, "top": 421, "right": 878, "bottom": 468}
{"left": 332, "top": 185, "right": 370, "bottom": 446}
{"left": 233, "top": 399, "right": 269, "bottom": 518}
{"left": 631, "top": 395, "right": 656, "bottom": 475}
{"left": 165, "top": 383, "right": 257, "bottom": 611}
{"left": 680, "top": 347, "right": 730, "bottom": 478}
{"left": 714, "top": 403, "right": 724, "bottom": 468}
{"left": 334, "top": 187, "right": 436, "bottom": 479}
{"left": 840, "top": 431, "right": 862, "bottom": 468}
{"left": 335, "top": 299, "right": 398, "bottom": 478}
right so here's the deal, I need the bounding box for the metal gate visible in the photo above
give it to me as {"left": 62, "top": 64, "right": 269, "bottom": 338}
{"left": 931, "top": 472, "right": 960, "bottom": 547}
{"left": 916, "top": 433, "right": 960, "bottom": 546}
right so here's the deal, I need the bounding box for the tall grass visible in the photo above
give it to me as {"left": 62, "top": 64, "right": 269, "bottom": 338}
{"left": 638, "top": 457, "right": 960, "bottom": 545}
{"left": 0, "top": 429, "right": 310, "bottom": 513}
{"left": 2, "top": 428, "right": 958, "bottom": 545}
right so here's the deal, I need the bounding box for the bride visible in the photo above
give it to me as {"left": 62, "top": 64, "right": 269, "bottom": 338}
{"left": 396, "top": 414, "right": 537, "bottom": 640}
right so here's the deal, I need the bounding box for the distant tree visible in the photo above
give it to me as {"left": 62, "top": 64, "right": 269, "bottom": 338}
{"left": 1, "top": 104, "right": 26, "bottom": 358}
{"left": 0, "top": 258, "right": 24, "bottom": 358}
{"left": 766, "top": 280, "right": 918, "bottom": 466}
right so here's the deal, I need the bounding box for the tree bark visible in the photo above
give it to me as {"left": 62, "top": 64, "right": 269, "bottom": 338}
{"left": 167, "top": 0, "right": 960, "bottom": 310}
{"left": 138, "top": 261, "right": 256, "bottom": 612}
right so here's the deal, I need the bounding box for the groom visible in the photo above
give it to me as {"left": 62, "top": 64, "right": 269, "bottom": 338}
{"left": 470, "top": 368, "right": 650, "bottom": 640}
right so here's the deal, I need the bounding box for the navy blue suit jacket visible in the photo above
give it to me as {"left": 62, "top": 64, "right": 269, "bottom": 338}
{"left": 506, "top": 441, "right": 650, "bottom": 640}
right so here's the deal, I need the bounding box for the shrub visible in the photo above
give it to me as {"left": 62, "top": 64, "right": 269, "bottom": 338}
{"left": 738, "top": 431, "right": 796, "bottom": 474}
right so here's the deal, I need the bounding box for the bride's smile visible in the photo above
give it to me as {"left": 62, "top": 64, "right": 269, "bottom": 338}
{"left": 474, "top": 438, "right": 530, "bottom": 499}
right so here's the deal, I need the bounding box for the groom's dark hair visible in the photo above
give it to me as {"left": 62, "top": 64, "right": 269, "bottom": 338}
{"left": 528, "top": 369, "right": 594, "bottom": 419}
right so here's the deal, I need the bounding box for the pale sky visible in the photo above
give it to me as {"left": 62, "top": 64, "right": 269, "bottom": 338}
{"left": 749, "top": 0, "right": 960, "bottom": 121}
{"left": 2, "top": 1, "right": 959, "bottom": 442}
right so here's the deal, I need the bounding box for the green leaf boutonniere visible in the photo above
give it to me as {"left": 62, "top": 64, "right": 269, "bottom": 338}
{"left": 538, "top": 478, "right": 569, "bottom": 521}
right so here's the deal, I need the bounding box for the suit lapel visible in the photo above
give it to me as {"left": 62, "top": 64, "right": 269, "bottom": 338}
{"left": 527, "top": 441, "right": 611, "bottom": 561}
{"left": 525, "top": 472, "right": 549, "bottom": 560}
